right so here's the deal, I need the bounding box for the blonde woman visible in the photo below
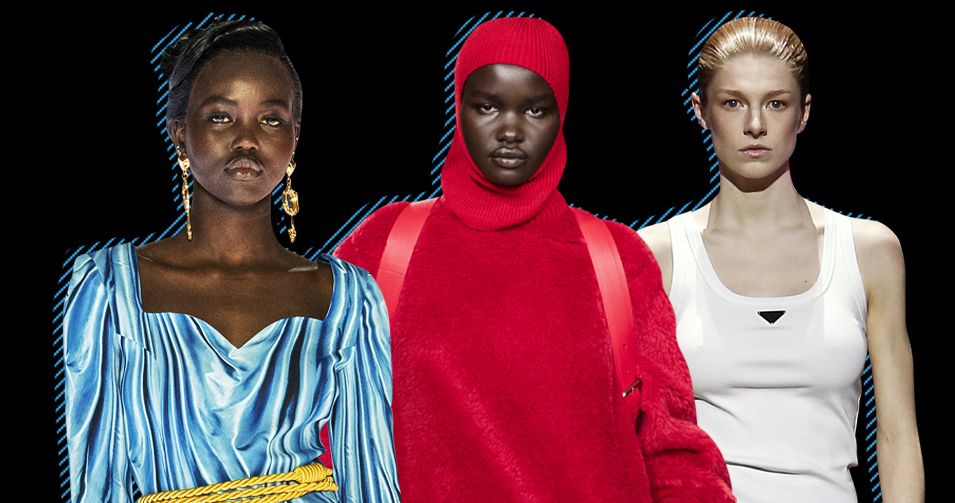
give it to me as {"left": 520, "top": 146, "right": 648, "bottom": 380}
{"left": 639, "top": 17, "right": 924, "bottom": 502}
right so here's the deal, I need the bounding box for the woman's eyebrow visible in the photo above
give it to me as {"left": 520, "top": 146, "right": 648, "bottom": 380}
{"left": 196, "top": 96, "right": 290, "bottom": 109}
{"left": 524, "top": 93, "right": 555, "bottom": 104}
{"left": 715, "top": 89, "right": 793, "bottom": 98}
{"left": 467, "top": 90, "right": 554, "bottom": 104}
{"left": 469, "top": 90, "right": 499, "bottom": 100}
{"left": 260, "top": 99, "right": 291, "bottom": 110}
{"left": 197, "top": 95, "right": 236, "bottom": 108}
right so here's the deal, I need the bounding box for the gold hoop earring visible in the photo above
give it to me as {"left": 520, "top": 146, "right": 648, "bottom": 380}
{"left": 177, "top": 148, "right": 193, "bottom": 241}
{"left": 282, "top": 160, "right": 300, "bottom": 243}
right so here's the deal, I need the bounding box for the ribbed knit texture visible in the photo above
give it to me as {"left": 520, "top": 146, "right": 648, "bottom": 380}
{"left": 441, "top": 17, "right": 569, "bottom": 230}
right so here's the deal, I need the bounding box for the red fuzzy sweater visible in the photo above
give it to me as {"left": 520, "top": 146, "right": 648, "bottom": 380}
{"left": 336, "top": 16, "right": 732, "bottom": 503}
{"left": 334, "top": 194, "right": 734, "bottom": 502}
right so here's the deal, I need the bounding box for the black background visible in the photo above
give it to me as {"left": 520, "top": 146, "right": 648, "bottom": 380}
{"left": 24, "top": 2, "right": 941, "bottom": 500}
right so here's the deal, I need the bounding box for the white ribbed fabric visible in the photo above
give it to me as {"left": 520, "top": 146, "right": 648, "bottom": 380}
{"left": 667, "top": 207, "right": 868, "bottom": 503}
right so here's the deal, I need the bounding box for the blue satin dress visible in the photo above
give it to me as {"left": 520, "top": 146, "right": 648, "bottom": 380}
{"left": 63, "top": 243, "right": 400, "bottom": 502}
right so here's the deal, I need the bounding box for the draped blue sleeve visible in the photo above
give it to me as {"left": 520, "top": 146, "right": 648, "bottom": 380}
{"left": 331, "top": 265, "right": 401, "bottom": 502}
{"left": 63, "top": 253, "right": 134, "bottom": 502}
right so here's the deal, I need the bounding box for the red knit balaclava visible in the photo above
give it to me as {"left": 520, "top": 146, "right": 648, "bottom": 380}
{"left": 440, "top": 17, "right": 570, "bottom": 230}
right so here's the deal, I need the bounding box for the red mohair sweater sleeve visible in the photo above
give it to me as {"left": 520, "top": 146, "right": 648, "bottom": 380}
{"left": 606, "top": 220, "right": 736, "bottom": 502}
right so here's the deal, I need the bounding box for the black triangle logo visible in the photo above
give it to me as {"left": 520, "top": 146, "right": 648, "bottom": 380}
{"left": 758, "top": 310, "right": 786, "bottom": 325}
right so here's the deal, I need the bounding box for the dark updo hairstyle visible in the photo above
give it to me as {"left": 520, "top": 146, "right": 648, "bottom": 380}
{"left": 160, "top": 18, "right": 303, "bottom": 137}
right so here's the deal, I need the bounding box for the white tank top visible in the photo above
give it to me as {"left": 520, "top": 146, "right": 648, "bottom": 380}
{"left": 667, "top": 207, "right": 868, "bottom": 503}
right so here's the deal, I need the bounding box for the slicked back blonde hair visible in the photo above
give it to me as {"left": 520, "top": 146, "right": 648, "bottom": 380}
{"left": 698, "top": 17, "right": 809, "bottom": 106}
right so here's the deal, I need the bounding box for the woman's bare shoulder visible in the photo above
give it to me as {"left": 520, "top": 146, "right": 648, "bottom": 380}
{"left": 846, "top": 213, "right": 905, "bottom": 298}
{"left": 636, "top": 221, "right": 672, "bottom": 268}
{"left": 135, "top": 236, "right": 191, "bottom": 268}
{"left": 285, "top": 250, "right": 334, "bottom": 289}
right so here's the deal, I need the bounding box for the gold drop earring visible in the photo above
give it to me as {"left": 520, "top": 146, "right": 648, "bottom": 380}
{"left": 282, "top": 159, "right": 300, "bottom": 243}
{"left": 176, "top": 147, "right": 193, "bottom": 241}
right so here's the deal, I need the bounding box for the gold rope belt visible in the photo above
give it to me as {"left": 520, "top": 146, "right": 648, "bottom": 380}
{"left": 138, "top": 463, "right": 338, "bottom": 503}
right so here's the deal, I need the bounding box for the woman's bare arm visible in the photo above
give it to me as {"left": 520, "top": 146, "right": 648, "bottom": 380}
{"left": 854, "top": 219, "right": 925, "bottom": 502}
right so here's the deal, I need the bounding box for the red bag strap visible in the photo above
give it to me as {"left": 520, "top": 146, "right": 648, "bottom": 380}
{"left": 321, "top": 198, "right": 436, "bottom": 470}
{"left": 574, "top": 209, "right": 641, "bottom": 421}
{"left": 377, "top": 198, "right": 438, "bottom": 317}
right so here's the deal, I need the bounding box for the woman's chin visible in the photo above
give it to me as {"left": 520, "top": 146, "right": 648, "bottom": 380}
{"left": 478, "top": 165, "right": 538, "bottom": 187}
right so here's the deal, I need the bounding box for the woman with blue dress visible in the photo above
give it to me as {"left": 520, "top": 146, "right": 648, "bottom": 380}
{"left": 63, "top": 18, "right": 400, "bottom": 502}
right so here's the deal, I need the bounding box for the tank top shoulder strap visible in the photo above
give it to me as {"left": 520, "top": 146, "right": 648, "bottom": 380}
{"left": 666, "top": 211, "right": 699, "bottom": 313}
{"left": 823, "top": 207, "right": 868, "bottom": 318}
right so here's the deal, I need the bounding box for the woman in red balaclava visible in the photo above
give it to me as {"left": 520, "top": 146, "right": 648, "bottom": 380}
{"left": 336, "top": 17, "right": 734, "bottom": 502}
